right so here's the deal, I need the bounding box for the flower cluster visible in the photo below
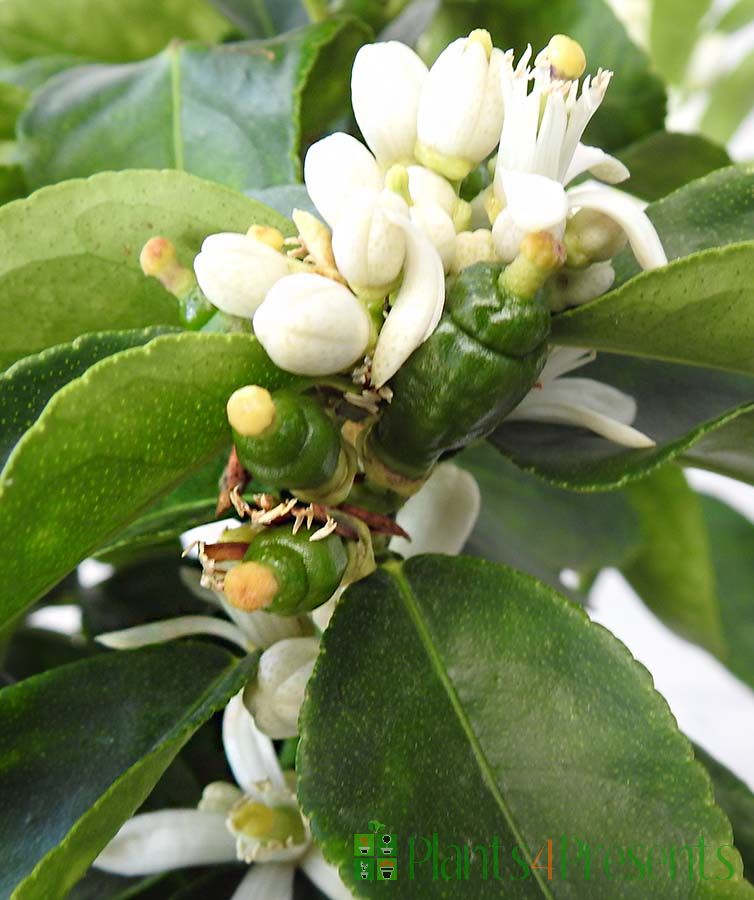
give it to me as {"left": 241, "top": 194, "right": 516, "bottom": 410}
{"left": 192, "top": 31, "right": 665, "bottom": 399}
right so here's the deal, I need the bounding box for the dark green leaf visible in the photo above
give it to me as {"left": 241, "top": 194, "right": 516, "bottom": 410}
{"left": 0, "top": 80, "right": 26, "bottom": 138}
{"left": 702, "top": 50, "right": 754, "bottom": 143}
{"left": 0, "top": 642, "right": 253, "bottom": 900}
{"left": 0, "top": 332, "right": 302, "bottom": 629}
{"left": 0, "top": 161, "right": 25, "bottom": 204}
{"left": 2, "top": 628, "right": 96, "bottom": 682}
{"left": 209, "top": 0, "right": 307, "bottom": 37}
{"left": 552, "top": 242, "right": 754, "bottom": 376}
{"left": 491, "top": 353, "right": 754, "bottom": 490}
{"left": 0, "top": 169, "right": 291, "bottom": 370}
{"left": 299, "top": 556, "right": 751, "bottom": 897}
{"left": 19, "top": 19, "right": 370, "bottom": 192}
{"left": 0, "top": 0, "right": 230, "bottom": 65}
{"left": 459, "top": 442, "right": 639, "bottom": 595}
{"left": 418, "top": 0, "right": 666, "bottom": 151}
{"left": 0, "top": 327, "right": 177, "bottom": 469}
{"left": 649, "top": 0, "right": 711, "bottom": 84}
{"left": 616, "top": 131, "right": 731, "bottom": 201}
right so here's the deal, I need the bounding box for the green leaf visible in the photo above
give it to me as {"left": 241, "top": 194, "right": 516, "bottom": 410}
{"left": 613, "top": 164, "right": 754, "bottom": 286}
{"left": 552, "top": 242, "right": 754, "bottom": 376}
{"left": 696, "top": 745, "right": 754, "bottom": 880}
{"left": 418, "top": 0, "right": 666, "bottom": 151}
{"left": 0, "top": 332, "right": 302, "bottom": 628}
{"left": 616, "top": 131, "right": 731, "bottom": 202}
{"left": 298, "top": 556, "right": 752, "bottom": 897}
{"left": 0, "top": 80, "right": 26, "bottom": 138}
{"left": 0, "top": 642, "right": 254, "bottom": 900}
{"left": 621, "top": 466, "right": 725, "bottom": 656}
{"left": 209, "top": 0, "right": 306, "bottom": 37}
{"left": 0, "top": 0, "right": 231, "bottom": 65}
{"left": 0, "top": 161, "right": 25, "bottom": 204}
{"left": 19, "top": 19, "right": 370, "bottom": 192}
{"left": 716, "top": 0, "right": 754, "bottom": 32}
{"left": 0, "top": 169, "right": 291, "bottom": 370}
{"left": 490, "top": 353, "right": 754, "bottom": 490}
{"left": 702, "top": 50, "right": 754, "bottom": 143}
{"left": 649, "top": 0, "right": 711, "bottom": 84}
{"left": 0, "top": 327, "right": 176, "bottom": 469}
{"left": 458, "top": 443, "right": 640, "bottom": 595}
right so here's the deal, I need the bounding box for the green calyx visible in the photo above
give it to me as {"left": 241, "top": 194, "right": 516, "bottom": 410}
{"left": 368, "top": 261, "right": 551, "bottom": 478}
{"left": 232, "top": 390, "right": 342, "bottom": 492}
{"left": 242, "top": 524, "right": 348, "bottom": 616}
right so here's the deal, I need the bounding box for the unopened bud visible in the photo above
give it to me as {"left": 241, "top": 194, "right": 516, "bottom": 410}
{"left": 545, "top": 261, "right": 616, "bottom": 311}
{"left": 226, "top": 385, "right": 276, "bottom": 437}
{"left": 247, "top": 225, "right": 285, "bottom": 252}
{"left": 564, "top": 208, "right": 628, "bottom": 267}
{"left": 140, "top": 237, "right": 193, "bottom": 297}
{"left": 451, "top": 229, "right": 497, "bottom": 274}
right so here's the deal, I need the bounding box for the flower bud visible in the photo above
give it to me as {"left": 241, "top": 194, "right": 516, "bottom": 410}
{"left": 390, "top": 463, "right": 481, "bottom": 557}
{"left": 243, "top": 636, "right": 319, "bottom": 738}
{"left": 492, "top": 209, "right": 525, "bottom": 264}
{"left": 451, "top": 229, "right": 498, "bottom": 274}
{"left": 545, "top": 261, "right": 616, "bottom": 311}
{"left": 253, "top": 273, "right": 372, "bottom": 376}
{"left": 140, "top": 236, "right": 193, "bottom": 297}
{"left": 416, "top": 31, "right": 505, "bottom": 180}
{"left": 409, "top": 204, "right": 456, "bottom": 272}
{"left": 194, "top": 231, "right": 290, "bottom": 318}
{"left": 224, "top": 524, "right": 348, "bottom": 616}
{"left": 351, "top": 41, "right": 428, "bottom": 168}
{"left": 331, "top": 189, "right": 407, "bottom": 295}
{"left": 564, "top": 207, "right": 628, "bottom": 267}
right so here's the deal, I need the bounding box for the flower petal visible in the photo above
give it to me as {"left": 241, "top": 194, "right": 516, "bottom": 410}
{"left": 567, "top": 185, "right": 667, "bottom": 270}
{"left": 390, "top": 463, "right": 481, "bottom": 558}
{"left": 94, "top": 810, "right": 236, "bottom": 875}
{"left": 508, "top": 376, "right": 656, "bottom": 448}
{"left": 564, "top": 143, "right": 630, "bottom": 186}
{"left": 96, "top": 616, "right": 250, "bottom": 653}
{"left": 304, "top": 133, "right": 381, "bottom": 227}
{"left": 221, "top": 600, "right": 311, "bottom": 648}
{"left": 409, "top": 203, "right": 456, "bottom": 272}
{"left": 222, "top": 691, "right": 285, "bottom": 792}
{"left": 351, "top": 42, "right": 427, "bottom": 167}
{"left": 502, "top": 171, "right": 569, "bottom": 233}
{"left": 230, "top": 862, "right": 296, "bottom": 900}
{"left": 300, "top": 847, "right": 355, "bottom": 900}
{"left": 371, "top": 218, "right": 445, "bottom": 387}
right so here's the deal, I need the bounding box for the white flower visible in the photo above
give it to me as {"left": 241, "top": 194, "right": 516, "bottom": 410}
{"left": 546, "top": 261, "right": 616, "bottom": 311}
{"left": 253, "top": 273, "right": 372, "bottom": 376}
{"left": 390, "top": 463, "right": 481, "bottom": 558}
{"left": 194, "top": 230, "right": 291, "bottom": 318}
{"left": 506, "top": 346, "right": 655, "bottom": 448}
{"left": 416, "top": 30, "right": 506, "bottom": 179}
{"left": 95, "top": 693, "right": 352, "bottom": 900}
{"left": 351, "top": 41, "right": 428, "bottom": 168}
{"left": 491, "top": 45, "right": 666, "bottom": 271}
{"left": 409, "top": 203, "right": 456, "bottom": 271}
{"left": 244, "top": 637, "right": 320, "bottom": 739}
{"left": 331, "top": 188, "right": 408, "bottom": 293}
{"left": 371, "top": 217, "right": 445, "bottom": 388}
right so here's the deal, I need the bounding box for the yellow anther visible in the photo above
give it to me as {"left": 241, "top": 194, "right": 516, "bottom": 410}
{"left": 227, "top": 385, "right": 276, "bottom": 437}
{"left": 468, "top": 29, "right": 493, "bottom": 59}
{"left": 247, "top": 225, "right": 285, "bottom": 252}
{"left": 547, "top": 34, "right": 586, "bottom": 80}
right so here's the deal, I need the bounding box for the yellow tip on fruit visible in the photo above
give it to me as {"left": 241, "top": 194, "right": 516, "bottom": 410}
{"left": 468, "top": 29, "right": 493, "bottom": 59}
{"left": 547, "top": 34, "right": 586, "bottom": 80}
{"left": 227, "top": 385, "right": 276, "bottom": 436}
{"left": 247, "top": 225, "right": 285, "bottom": 252}
{"left": 224, "top": 561, "right": 279, "bottom": 611}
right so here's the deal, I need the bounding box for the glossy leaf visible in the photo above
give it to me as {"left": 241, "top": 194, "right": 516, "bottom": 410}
{"left": 0, "top": 0, "right": 230, "bottom": 65}
{"left": 702, "top": 50, "right": 754, "bottom": 144}
{"left": 616, "top": 131, "right": 731, "bottom": 201}
{"left": 0, "top": 642, "right": 254, "bottom": 900}
{"left": 649, "top": 0, "right": 710, "bottom": 84}
{"left": 0, "top": 332, "right": 302, "bottom": 628}
{"left": 418, "top": 0, "right": 666, "bottom": 151}
{"left": 299, "top": 556, "right": 752, "bottom": 897}
{"left": 552, "top": 242, "right": 754, "bottom": 376}
{"left": 19, "top": 19, "right": 370, "bottom": 192}
{"left": 0, "top": 327, "right": 176, "bottom": 469}
{"left": 459, "top": 443, "right": 639, "bottom": 595}
{"left": 0, "top": 169, "right": 291, "bottom": 370}
{"left": 491, "top": 353, "right": 754, "bottom": 490}
{"left": 209, "top": 0, "right": 306, "bottom": 37}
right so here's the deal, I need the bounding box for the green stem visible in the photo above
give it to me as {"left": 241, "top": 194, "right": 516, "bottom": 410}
{"left": 302, "top": 0, "right": 328, "bottom": 22}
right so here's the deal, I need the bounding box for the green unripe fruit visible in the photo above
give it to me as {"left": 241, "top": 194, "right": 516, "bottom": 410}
{"left": 224, "top": 524, "right": 348, "bottom": 616}
{"left": 368, "top": 262, "right": 550, "bottom": 479}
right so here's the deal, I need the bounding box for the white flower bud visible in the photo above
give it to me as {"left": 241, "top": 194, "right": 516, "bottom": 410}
{"left": 351, "top": 41, "right": 428, "bottom": 167}
{"left": 253, "top": 273, "right": 371, "bottom": 376}
{"left": 546, "top": 261, "right": 616, "bottom": 312}
{"left": 193, "top": 232, "right": 290, "bottom": 318}
{"left": 409, "top": 203, "right": 456, "bottom": 272}
{"left": 416, "top": 31, "right": 505, "bottom": 180}
{"left": 244, "top": 637, "right": 320, "bottom": 738}
{"left": 406, "top": 165, "right": 457, "bottom": 217}
{"left": 304, "top": 132, "right": 382, "bottom": 228}
{"left": 390, "top": 463, "right": 481, "bottom": 557}
{"left": 491, "top": 208, "right": 525, "bottom": 263}
{"left": 451, "top": 229, "right": 498, "bottom": 274}
{"left": 332, "top": 188, "right": 407, "bottom": 293}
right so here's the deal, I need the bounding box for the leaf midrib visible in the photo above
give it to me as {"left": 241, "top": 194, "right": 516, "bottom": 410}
{"left": 388, "top": 563, "right": 556, "bottom": 900}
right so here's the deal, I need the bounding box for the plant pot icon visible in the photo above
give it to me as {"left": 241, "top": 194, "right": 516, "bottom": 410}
{"left": 379, "top": 859, "right": 396, "bottom": 880}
